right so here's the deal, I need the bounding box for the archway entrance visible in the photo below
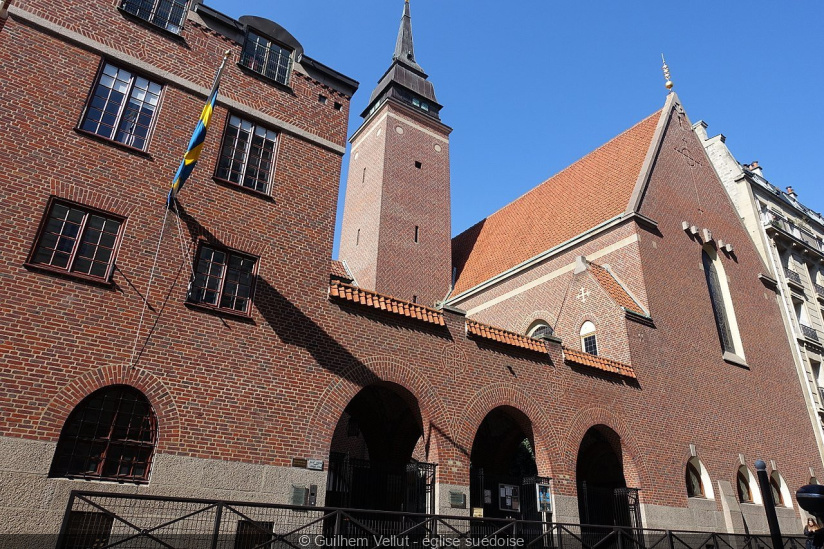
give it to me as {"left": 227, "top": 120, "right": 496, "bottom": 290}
{"left": 325, "top": 382, "right": 435, "bottom": 513}
{"left": 470, "top": 407, "right": 550, "bottom": 521}
{"left": 576, "top": 426, "right": 641, "bottom": 528}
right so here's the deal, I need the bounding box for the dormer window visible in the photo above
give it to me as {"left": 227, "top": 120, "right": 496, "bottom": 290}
{"left": 580, "top": 321, "right": 597, "bottom": 355}
{"left": 120, "top": 0, "right": 188, "bottom": 34}
{"left": 240, "top": 31, "right": 293, "bottom": 86}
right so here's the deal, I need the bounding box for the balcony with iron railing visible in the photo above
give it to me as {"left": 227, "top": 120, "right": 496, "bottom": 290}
{"left": 818, "top": 386, "right": 824, "bottom": 409}
{"left": 801, "top": 324, "right": 820, "bottom": 342}
{"left": 816, "top": 283, "right": 824, "bottom": 301}
{"left": 785, "top": 268, "right": 804, "bottom": 289}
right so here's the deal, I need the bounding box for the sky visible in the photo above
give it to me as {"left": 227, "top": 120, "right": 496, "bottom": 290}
{"left": 207, "top": 1, "right": 824, "bottom": 257}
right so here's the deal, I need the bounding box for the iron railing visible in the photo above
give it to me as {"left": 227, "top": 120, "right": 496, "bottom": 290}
{"left": 815, "top": 284, "right": 824, "bottom": 300}
{"left": 785, "top": 269, "right": 803, "bottom": 287}
{"left": 54, "top": 491, "right": 807, "bottom": 549}
{"left": 801, "top": 324, "right": 819, "bottom": 342}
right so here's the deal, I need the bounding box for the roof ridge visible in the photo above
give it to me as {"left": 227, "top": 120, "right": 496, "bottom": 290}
{"left": 562, "top": 345, "right": 636, "bottom": 379}
{"left": 329, "top": 280, "right": 444, "bottom": 316}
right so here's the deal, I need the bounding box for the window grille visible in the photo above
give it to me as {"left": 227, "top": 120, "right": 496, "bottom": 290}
{"left": 120, "top": 0, "right": 188, "bottom": 33}
{"left": 29, "top": 200, "right": 123, "bottom": 280}
{"left": 216, "top": 115, "right": 278, "bottom": 194}
{"left": 239, "top": 31, "right": 292, "bottom": 86}
{"left": 49, "top": 386, "right": 156, "bottom": 483}
{"left": 80, "top": 63, "right": 162, "bottom": 151}
{"left": 189, "top": 245, "right": 257, "bottom": 314}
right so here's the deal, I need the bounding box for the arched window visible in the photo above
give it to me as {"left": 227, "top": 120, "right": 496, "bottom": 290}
{"left": 49, "top": 385, "right": 156, "bottom": 483}
{"left": 685, "top": 456, "right": 715, "bottom": 499}
{"left": 580, "top": 321, "right": 597, "bottom": 355}
{"left": 770, "top": 471, "right": 791, "bottom": 507}
{"left": 527, "top": 321, "right": 554, "bottom": 340}
{"left": 736, "top": 467, "right": 752, "bottom": 503}
{"left": 702, "top": 246, "right": 744, "bottom": 360}
{"left": 686, "top": 460, "right": 703, "bottom": 497}
{"left": 736, "top": 465, "right": 762, "bottom": 504}
{"left": 811, "top": 476, "right": 819, "bottom": 485}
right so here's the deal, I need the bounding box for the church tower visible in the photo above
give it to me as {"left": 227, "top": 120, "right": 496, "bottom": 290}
{"left": 339, "top": 0, "right": 452, "bottom": 306}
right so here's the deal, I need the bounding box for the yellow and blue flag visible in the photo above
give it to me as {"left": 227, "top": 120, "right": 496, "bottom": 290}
{"left": 168, "top": 50, "right": 231, "bottom": 205}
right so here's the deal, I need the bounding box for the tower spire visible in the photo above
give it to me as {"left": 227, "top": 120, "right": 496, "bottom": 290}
{"left": 393, "top": 0, "right": 423, "bottom": 73}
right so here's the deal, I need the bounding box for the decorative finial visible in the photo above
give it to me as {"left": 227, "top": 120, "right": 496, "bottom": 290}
{"left": 223, "top": 49, "right": 232, "bottom": 59}
{"left": 661, "top": 53, "right": 673, "bottom": 91}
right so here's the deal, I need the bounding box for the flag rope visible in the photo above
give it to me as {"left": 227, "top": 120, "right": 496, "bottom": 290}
{"left": 129, "top": 206, "right": 170, "bottom": 367}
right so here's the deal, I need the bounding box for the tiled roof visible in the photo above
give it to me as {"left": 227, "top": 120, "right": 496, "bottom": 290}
{"left": 330, "top": 260, "right": 352, "bottom": 282}
{"left": 329, "top": 281, "right": 445, "bottom": 326}
{"left": 466, "top": 319, "right": 547, "bottom": 353}
{"left": 451, "top": 111, "right": 662, "bottom": 295}
{"left": 563, "top": 346, "right": 636, "bottom": 379}
{"left": 587, "top": 262, "right": 645, "bottom": 316}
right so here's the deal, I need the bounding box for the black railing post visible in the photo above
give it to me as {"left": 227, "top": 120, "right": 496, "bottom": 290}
{"left": 334, "top": 510, "right": 342, "bottom": 536}
{"left": 755, "top": 460, "right": 783, "bottom": 549}
{"left": 616, "top": 526, "right": 624, "bottom": 549}
{"left": 666, "top": 529, "right": 674, "bottom": 549}
{"left": 210, "top": 501, "right": 224, "bottom": 549}
{"left": 54, "top": 491, "right": 78, "bottom": 549}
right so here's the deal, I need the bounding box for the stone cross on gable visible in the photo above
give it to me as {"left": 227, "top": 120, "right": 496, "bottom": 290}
{"left": 576, "top": 287, "right": 591, "bottom": 303}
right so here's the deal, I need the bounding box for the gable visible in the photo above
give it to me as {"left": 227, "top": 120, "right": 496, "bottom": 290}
{"left": 451, "top": 110, "right": 662, "bottom": 296}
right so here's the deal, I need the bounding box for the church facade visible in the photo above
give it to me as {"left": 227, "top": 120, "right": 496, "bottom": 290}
{"left": 0, "top": 0, "right": 819, "bottom": 541}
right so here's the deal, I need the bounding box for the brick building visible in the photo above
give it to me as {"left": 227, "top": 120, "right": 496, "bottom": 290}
{"left": 0, "top": 0, "right": 820, "bottom": 543}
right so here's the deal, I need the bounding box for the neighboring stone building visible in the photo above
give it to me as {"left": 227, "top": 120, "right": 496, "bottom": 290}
{"left": 0, "top": 0, "right": 821, "bottom": 543}
{"left": 696, "top": 121, "right": 824, "bottom": 467}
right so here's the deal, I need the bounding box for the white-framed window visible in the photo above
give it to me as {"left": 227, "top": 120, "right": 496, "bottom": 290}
{"left": 685, "top": 456, "right": 715, "bottom": 499}
{"left": 215, "top": 114, "right": 279, "bottom": 195}
{"left": 736, "top": 465, "right": 762, "bottom": 504}
{"left": 580, "top": 321, "right": 597, "bottom": 355}
{"left": 527, "top": 320, "right": 554, "bottom": 340}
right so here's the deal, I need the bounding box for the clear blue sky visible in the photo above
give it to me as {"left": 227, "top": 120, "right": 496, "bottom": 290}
{"left": 207, "top": 1, "right": 824, "bottom": 256}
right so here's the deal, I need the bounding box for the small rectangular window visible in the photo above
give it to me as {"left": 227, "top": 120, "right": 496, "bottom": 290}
{"left": 29, "top": 200, "right": 124, "bottom": 281}
{"left": 189, "top": 244, "right": 257, "bottom": 314}
{"left": 318, "top": 94, "right": 328, "bottom": 104}
{"left": 414, "top": 225, "right": 419, "bottom": 243}
{"left": 120, "top": 0, "right": 188, "bottom": 34}
{"left": 583, "top": 334, "right": 598, "bottom": 355}
{"left": 80, "top": 62, "right": 162, "bottom": 151}
{"left": 333, "top": 102, "right": 342, "bottom": 111}
{"left": 216, "top": 114, "right": 279, "bottom": 194}
{"left": 239, "top": 31, "right": 292, "bottom": 86}
{"left": 414, "top": 161, "right": 422, "bottom": 169}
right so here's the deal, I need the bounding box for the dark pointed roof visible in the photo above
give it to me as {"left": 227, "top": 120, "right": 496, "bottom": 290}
{"left": 393, "top": 0, "right": 424, "bottom": 73}
{"left": 362, "top": 0, "right": 441, "bottom": 119}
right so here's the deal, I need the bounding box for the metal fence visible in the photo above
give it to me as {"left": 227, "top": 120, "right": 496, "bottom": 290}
{"left": 53, "top": 491, "right": 806, "bottom": 549}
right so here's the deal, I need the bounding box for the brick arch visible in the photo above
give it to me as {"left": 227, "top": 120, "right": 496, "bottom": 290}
{"left": 562, "top": 407, "right": 648, "bottom": 493}
{"left": 457, "top": 383, "right": 561, "bottom": 478}
{"left": 37, "top": 365, "right": 181, "bottom": 453}
{"left": 516, "top": 310, "right": 558, "bottom": 336}
{"left": 305, "top": 355, "right": 450, "bottom": 463}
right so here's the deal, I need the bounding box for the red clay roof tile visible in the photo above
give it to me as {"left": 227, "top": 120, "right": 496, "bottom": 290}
{"left": 329, "top": 281, "right": 445, "bottom": 326}
{"left": 330, "top": 260, "right": 352, "bottom": 282}
{"left": 563, "top": 346, "right": 636, "bottom": 379}
{"left": 451, "top": 111, "right": 662, "bottom": 295}
{"left": 466, "top": 319, "right": 547, "bottom": 353}
{"left": 587, "top": 262, "right": 645, "bottom": 316}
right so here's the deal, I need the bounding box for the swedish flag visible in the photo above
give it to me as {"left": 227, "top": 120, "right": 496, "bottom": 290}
{"left": 168, "top": 50, "right": 231, "bottom": 205}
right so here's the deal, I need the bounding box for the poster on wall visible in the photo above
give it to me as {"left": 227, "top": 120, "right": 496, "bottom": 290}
{"left": 536, "top": 484, "right": 551, "bottom": 513}
{"left": 499, "top": 484, "right": 520, "bottom": 511}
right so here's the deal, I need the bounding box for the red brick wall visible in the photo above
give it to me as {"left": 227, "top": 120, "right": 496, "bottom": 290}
{"left": 0, "top": 1, "right": 820, "bottom": 524}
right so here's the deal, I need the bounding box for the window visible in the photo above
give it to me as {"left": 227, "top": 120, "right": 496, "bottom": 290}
{"left": 686, "top": 459, "right": 704, "bottom": 498}
{"left": 29, "top": 200, "right": 124, "bottom": 281}
{"left": 736, "top": 467, "right": 753, "bottom": 503}
{"left": 702, "top": 246, "right": 744, "bottom": 360}
{"left": 770, "top": 471, "right": 790, "bottom": 507}
{"left": 216, "top": 115, "right": 278, "bottom": 194}
{"left": 239, "top": 31, "right": 292, "bottom": 86}
{"left": 580, "top": 321, "right": 597, "bottom": 355}
{"left": 80, "top": 63, "right": 162, "bottom": 151}
{"left": 189, "top": 244, "right": 257, "bottom": 314}
{"left": 120, "top": 0, "right": 188, "bottom": 34}
{"left": 794, "top": 297, "right": 811, "bottom": 327}
{"left": 49, "top": 386, "right": 156, "bottom": 483}
{"left": 528, "top": 321, "right": 554, "bottom": 340}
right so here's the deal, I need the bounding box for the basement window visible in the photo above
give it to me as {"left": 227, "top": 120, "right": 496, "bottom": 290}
{"left": 414, "top": 161, "right": 422, "bottom": 169}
